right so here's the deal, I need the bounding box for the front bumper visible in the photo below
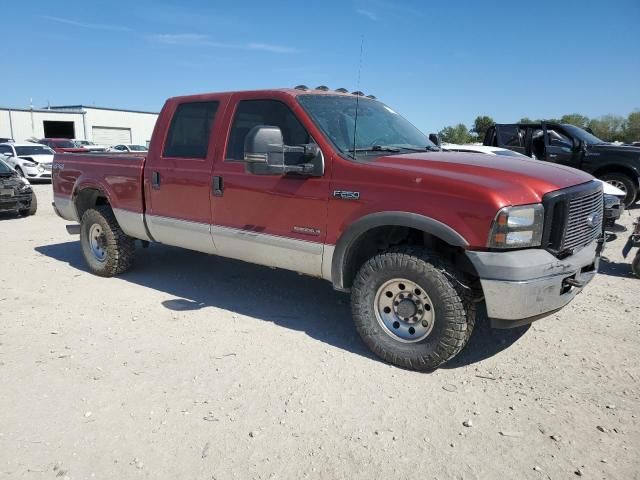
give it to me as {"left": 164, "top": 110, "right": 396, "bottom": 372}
{"left": 0, "top": 192, "right": 33, "bottom": 212}
{"left": 465, "top": 238, "right": 601, "bottom": 327}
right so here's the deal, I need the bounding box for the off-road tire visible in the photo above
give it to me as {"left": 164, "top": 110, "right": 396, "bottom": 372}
{"left": 18, "top": 193, "right": 37, "bottom": 216}
{"left": 80, "top": 206, "right": 135, "bottom": 277}
{"left": 599, "top": 172, "right": 638, "bottom": 208}
{"left": 351, "top": 247, "right": 475, "bottom": 370}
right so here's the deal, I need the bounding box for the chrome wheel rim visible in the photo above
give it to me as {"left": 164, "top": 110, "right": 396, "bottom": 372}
{"left": 89, "top": 224, "right": 107, "bottom": 262}
{"left": 606, "top": 179, "right": 627, "bottom": 193}
{"left": 374, "top": 278, "right": 435, "bottom": 343}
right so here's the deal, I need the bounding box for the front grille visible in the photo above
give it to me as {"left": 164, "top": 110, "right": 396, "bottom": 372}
{"left": 542, "top": 181, "right": 603, "bottom": 256}
{"left": 562, "top": 189, "right": 603, "bottom": 251}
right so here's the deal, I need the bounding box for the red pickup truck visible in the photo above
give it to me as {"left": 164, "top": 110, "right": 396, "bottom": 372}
{"left": 52, "top": 87, "right": 604, "bottom": 370}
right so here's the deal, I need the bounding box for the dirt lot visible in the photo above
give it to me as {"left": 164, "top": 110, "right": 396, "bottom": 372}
{"left": 1, "top": 184, "right": 638, "bottom": 479}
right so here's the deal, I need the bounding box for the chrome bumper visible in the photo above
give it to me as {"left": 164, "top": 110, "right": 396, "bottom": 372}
{"left": 465, "top": 239, "right": 601, "bottom": 327}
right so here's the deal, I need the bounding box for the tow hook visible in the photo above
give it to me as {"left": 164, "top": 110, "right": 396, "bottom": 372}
{"left": 563, "top": 277, "right": 585, "bottom": 289}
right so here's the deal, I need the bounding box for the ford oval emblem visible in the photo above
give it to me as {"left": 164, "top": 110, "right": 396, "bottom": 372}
{"left": 586, "top": 212, "right": 600, "bottom": 228}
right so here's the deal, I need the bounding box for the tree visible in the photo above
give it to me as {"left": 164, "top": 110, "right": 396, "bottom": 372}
{"left": 560, "top": 113, "right": 590, "bottom": 129}
{"left": 519, "top": 117, "right": 535, "bottom": 123}
{"left": 438, "top": 124, "right": 475, "bottom": 144}
{"left": 588, "top": 115, "right": 626, "bottom": 142}
{"left": 624, "top": 111, "right": 640, "bottom": 143}
{"left": 471, "top": 116, "right": 494, "bottom": 142}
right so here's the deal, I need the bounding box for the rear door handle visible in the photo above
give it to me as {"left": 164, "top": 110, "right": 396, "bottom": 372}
{"left": 212, "top": 175, "right": 223, "bottom": 196}
{"left": 151, "top": 171, "right": 160, "bottom": 189}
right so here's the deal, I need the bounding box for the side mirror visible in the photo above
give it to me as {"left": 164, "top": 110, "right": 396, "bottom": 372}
{"left": 244, "top": 125, "right": 285, "bottom": 169}
{"left": 428, "top": 133, "right": 441, "bottom": 146}
{"left": 244, "top": 125, "right": 323, "bottom": 176}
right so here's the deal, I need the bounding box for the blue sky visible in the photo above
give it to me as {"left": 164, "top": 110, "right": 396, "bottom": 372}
{"left": 2, "top": 0, "right": 639, "bottom": 133}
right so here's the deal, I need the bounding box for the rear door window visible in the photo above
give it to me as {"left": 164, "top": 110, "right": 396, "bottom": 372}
{"left": 496, "top": 125, "right": 523, "bottom": 147}
{"left": 164, "top": 101, "right": 220, "bottom": 158}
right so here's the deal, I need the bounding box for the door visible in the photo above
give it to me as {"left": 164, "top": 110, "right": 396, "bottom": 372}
{"left": 210, "top": 96, "right": 329, "bottom": 277}
{"left": 92, "top": 126, "right": 132, "bottom": 145}
{"left": 542, "top": 124, "right": 581, "bottom": 168}
{"left": 144, "top": 100, "right": 223, "bottom": 254}
{"left": 494, "top": 124, "right": 526, "bottom": 155}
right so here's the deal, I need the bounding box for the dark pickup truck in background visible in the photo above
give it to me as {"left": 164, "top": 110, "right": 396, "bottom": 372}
{"left": 484, "top": 122, "right": 640, "bottom": 207}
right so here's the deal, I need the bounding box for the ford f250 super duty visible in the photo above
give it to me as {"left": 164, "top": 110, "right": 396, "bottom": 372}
{"left": 52, "top": 87, "right": 604, "bottom": 370}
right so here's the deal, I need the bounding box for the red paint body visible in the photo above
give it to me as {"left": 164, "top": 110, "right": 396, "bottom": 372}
{"left": 52, "top": 89, "right": 594, "bottom": 250}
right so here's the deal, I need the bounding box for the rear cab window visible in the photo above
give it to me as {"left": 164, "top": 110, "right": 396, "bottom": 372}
{"left": 164, "top": 101, "right": 220, "bottom": 159}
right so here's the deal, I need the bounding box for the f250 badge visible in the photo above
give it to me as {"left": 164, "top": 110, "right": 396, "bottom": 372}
{"left": 333, "top": 190, "right": 360, "bottom": 200}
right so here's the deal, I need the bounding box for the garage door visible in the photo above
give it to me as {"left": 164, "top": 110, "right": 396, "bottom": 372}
{"left": 92, "top": 126, "right": 132, "bottom": 146}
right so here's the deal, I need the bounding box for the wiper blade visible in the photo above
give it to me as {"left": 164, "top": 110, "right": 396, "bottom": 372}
{"left": 348, "top": 145, "right": 402, "bottom": 153}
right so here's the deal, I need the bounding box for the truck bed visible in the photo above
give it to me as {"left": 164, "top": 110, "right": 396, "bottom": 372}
{"left": 53, "top": 152, "right": 146, "bottom": 219}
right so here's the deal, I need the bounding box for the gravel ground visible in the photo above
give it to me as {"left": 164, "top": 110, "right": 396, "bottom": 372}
{"left": 1, "top": 184, "right": 639, "bottom": 479}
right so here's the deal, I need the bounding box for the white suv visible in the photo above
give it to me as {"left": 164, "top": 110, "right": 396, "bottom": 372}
{"left": 0, "top": 143, "right": 54, "bottom": 181}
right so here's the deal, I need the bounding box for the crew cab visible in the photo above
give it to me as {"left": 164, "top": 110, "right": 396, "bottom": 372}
{"left": 484, "top": 122, "right": 640, "bottom": 207}
{"left": 52, "top": 87, "right": 604, "bottom": 370}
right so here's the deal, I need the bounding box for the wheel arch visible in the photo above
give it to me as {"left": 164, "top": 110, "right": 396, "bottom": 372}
{"left": 73, "top": 183, "right": 112, "bottom": 220}
{"left": 593, "top": 164, "right": 640, "bottom": 187}
{"left": 330, "top": 212, "right": 470, "bottom": 291}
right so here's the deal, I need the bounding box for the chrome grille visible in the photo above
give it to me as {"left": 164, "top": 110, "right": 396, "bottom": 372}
{"left": 561, "top": 189, "right": 603, "bottom": 251}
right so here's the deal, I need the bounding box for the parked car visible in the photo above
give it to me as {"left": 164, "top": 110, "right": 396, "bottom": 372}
{"left": 441, "top": 143, "right": 528, "bottom": 157}
{"left": 52, "top": 87, "right": 604, "bottom": 370}
{"left": 441, "top": 143, "right": 624, "bottom": 229}
{"left": 0, "top": 157, "right": 37, "bottom": 216}
{"left": 0, "top": 142, "right": 54, "bottom": 180}
{"left": 484, "top": 123, "right": 640, "bottom": 207}
{"left": 0, "top": 137, "right": 14, "bottom": 143}
{"left": 109, "top": 144, "right": 149, "bottom": 153}
{"left": 38, "top": 138, "right": 88, "bottom": 153}
{"left": 73, "top": 140, "right": 109, "bottom": 152}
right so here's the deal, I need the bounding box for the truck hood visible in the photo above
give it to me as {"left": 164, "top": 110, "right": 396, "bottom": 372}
{"left": 372, "top": 151, "right": 594, "bottom": 205}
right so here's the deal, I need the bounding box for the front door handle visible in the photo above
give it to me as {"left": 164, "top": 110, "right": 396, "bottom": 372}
{"left": 151, "top": 171, "right": 160, "bottom": 189}
{"left": 212, "top": 175, "right": 223, "bottom": 196}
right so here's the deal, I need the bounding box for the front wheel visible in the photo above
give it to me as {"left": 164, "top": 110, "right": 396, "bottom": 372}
{"left": 80, "top": 206, "right": 135, "bottom": 277}
{"left": 351, "top": 247, "right": 475, "bottom": 370}
{"left": 18, "top": 193, "right": 37, "bottom": 216}
{"left": 599, "top": 172, "right": 638, "bottom": 207}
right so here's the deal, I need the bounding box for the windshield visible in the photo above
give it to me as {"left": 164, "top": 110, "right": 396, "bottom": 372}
{"left": 0, "top": 158, "right": 13, "bottom": 174}
{"left": 129, "top": 145, "right": 148, "bottom": 151}
{"left": 297, "top": 95, "right": 436, "bottom": 158}
{"left": 16, "top": 145, "right": 54, "bottom": 156}
{"left": 562, "top": 124, "right": 605, "bottom": 145}
{"left": 54, "top": 140, "right": 77, "bottom": 148}
{"left": 494, "top": 149, "right": 527, "bottom": 157}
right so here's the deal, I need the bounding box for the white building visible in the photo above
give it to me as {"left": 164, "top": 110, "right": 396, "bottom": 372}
{"left": 0, "top": 105, "right": 158, "bottom": 146}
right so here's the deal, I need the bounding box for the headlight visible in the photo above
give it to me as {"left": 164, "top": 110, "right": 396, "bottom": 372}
{"left": 487, "top": 204, "right": 544, "bottom": 249}
{"left": 22, "top": 161, "right": 36, "bottom": 167}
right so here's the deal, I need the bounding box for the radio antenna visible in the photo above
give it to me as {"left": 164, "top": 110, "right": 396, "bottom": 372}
{"left": 352, "top": 36, "right": 364, "bottom": 159}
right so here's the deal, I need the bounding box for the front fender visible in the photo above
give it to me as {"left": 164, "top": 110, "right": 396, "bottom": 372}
{"left": 330, "top": 211, "right": 469, "bottom": 290}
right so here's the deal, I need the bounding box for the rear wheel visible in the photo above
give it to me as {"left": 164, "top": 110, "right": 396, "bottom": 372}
{"left": 351, "top": 247, "right": 475, "bottom": 370}
{"left": 599, "top": 172, "right": 638, "bottom": 207}
{"left": 80, "top": 206, "right": 135, "bottom": 277}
